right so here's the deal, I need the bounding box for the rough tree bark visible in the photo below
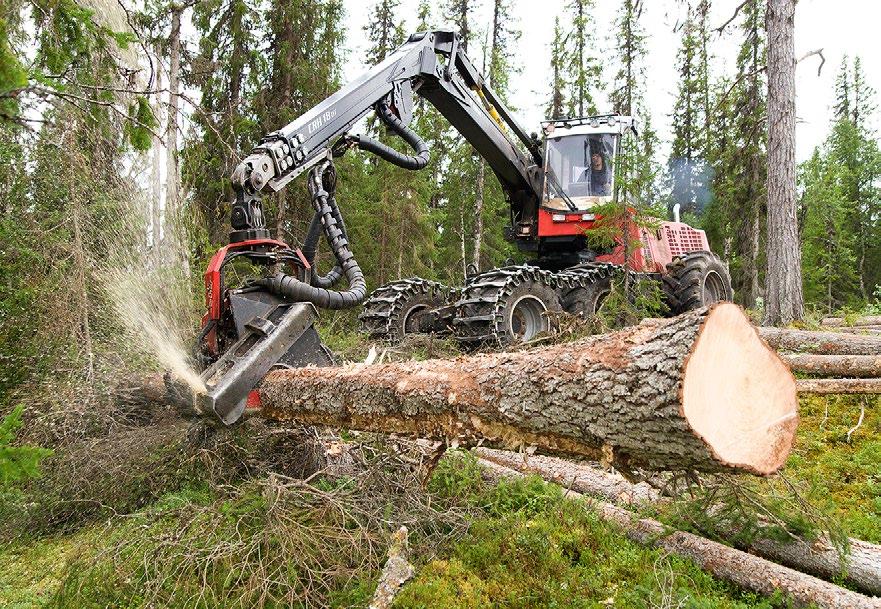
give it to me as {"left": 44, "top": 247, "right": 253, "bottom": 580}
{"left": 796, "top": 379, "right": 881, "bottom": 395}
{"left": 782, "top": 354, "right": 881, "bottom": 378}
{"left": 257, "top": 304, "right": 798, "bottom": 474}
{"left": 476, "top": 448, "right": 881, "bottom": 597}
{"left": 478, "top": 458, "right": 881, "bottom": 609}
{"left": 758, "top": 327, "right": 881, "bottom": 356}
{"left": 764, "top": 0, "right": 804, "bottom": 326}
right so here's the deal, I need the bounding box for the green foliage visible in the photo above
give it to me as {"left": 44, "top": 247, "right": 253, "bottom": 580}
{"left": 124, "top": 96, "right": 157, "bottom": 151}
{"left": 399, "top": 467, "right": 775, "bottom": 609}
{"left": 0, "top": 3, "right": 27, "bottom": 119}
{"left": 800, "top": 57, "right": 881, "bottom": 311}
{"left": 0, "top": 406, "right": 52, "bottom": 488}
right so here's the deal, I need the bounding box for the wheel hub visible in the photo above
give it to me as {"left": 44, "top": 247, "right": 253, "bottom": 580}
{"left": 703, "top": 270, "right": 726, "bottom": 304}
{"left": 509, "top": 295, "right": 548, "bottom": 341}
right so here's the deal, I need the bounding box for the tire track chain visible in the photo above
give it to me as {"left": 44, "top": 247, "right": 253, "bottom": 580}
{"left": 555, "top": 262, "right": 621, "bottom": 294}
{"left": 452, "top": 265, "right": 559, "bottom": 346}
{"left": 359, "top": 277, "right": 452, "bottom": 338}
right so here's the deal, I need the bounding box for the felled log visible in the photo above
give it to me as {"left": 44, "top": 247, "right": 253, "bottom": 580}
{"left": 258, "top": 304, "right": 798, "bottom": 475}
{"left": 476, "top": 448, "right": 881, "bottom": 597}
{"left": 478, "top": 458, "right": 881, "bottom": 609}
{"left": 759, "top": 327, "right": 881, "bottom": 356}
{"left": 796, "top": 379, "right": 881, "bottom": 395}
{"left": 821, "top": 315, "right": 881, "bottom": 327}
{"left": 827, "top": 326, "right": 881, "bottom": 336}
{"left": 782, "top": 354, "right": 881, "bottom": 378}
{"left": 474, "top": 447, "right": 661, "bottom": 505}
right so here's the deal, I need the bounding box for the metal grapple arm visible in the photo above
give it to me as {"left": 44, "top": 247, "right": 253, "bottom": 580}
{"left": 228, "top": 30, "right": 544, "bottom": 241}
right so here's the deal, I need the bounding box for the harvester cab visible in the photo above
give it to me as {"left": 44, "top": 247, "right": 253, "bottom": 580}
{"left": 541, "top": 114, "right": 636, "bottom": 210}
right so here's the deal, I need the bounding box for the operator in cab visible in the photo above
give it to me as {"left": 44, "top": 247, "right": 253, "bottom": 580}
{"left": 577, "top": 140, "right": 612, "bottom": 196}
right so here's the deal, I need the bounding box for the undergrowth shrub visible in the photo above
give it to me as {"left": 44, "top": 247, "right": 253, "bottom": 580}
{"left": 47, "top": 440, "right": 475, "bottom": 609}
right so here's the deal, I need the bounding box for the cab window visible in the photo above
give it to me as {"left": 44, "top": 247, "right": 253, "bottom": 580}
{"left": 544, "top": 133, "right": 616, "bottom": 207}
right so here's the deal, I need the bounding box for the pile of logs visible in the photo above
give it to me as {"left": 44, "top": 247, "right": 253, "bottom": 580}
{"left": 758, "top": 316, "right": 881, "bottom": 395}
{"left": 138, "top": 304, "right": 880, "bottom": 607}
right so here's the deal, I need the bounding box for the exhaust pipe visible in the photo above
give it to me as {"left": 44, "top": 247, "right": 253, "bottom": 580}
{"left": 672, "top": 203, "right": 681, "bottom": 223}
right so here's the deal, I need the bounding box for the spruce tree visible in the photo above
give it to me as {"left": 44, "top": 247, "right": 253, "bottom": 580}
{"left": 610, "top": 0, "right": 660, "bottom": 208}
{"left": 547, "top": 17, "right": 567, "bottom": 120}
{"left": 704, "top": 0, "right": 766, "bottom": 307}
{"left": 668, "top": 2, "right": 712, "bottom": 218}
{"left": 184, "top": 0, "right": 265, "bottom": 246}
{"left": 564, "top": 0, "right": 601, "bottom": 116}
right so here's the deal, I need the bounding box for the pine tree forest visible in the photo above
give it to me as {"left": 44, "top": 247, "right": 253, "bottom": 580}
{"left": 1, "top": 1, "right": 880, "bottom": 607}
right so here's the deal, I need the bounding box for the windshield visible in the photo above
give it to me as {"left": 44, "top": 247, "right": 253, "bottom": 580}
{"left": 544, "top": 133, "right": 617, "bottom": 208}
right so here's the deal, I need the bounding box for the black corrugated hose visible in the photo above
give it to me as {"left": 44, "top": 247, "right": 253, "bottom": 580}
{"left": 254, "top": 161, "right": 366, "bottom": 309}
{"left": 352, "top": 101, "right": 430, "bottom": 170}
{"left": 301, "top": 101, "right": 431, "bottom": 288}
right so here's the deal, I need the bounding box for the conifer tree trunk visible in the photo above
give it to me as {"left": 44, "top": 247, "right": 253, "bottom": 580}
{"left": 165, "top": 5, "right": 181, "bottom": 265}
{"left": 764, "top": 0, "right": 803, "bottom": 325}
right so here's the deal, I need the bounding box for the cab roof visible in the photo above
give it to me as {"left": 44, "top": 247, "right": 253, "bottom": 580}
{"left": 542, "top": 114, "right": 637, "bottom": 137}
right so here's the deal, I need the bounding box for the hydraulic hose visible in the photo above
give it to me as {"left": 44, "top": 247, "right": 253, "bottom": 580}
{"left": 302, "top": 207, "right": 344, "bottom": 288}
{"left": 354, "top": 102, "right": 430, "bottom": 170}
{"left": 254, "top": 162, "right": 366, "bottom": 309}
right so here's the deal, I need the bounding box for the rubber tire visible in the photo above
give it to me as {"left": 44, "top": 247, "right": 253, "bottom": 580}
{"left": 562, "top": 276, "right": 613, "bottom": 317}
{"left": 496, "top": 281, "right": 562, "bottom": 345}
{"left": 663, "top": 251, "right": 733, "bottom": 314}
{"left": 386, "top": 292, "right": 445, "bottom": 341}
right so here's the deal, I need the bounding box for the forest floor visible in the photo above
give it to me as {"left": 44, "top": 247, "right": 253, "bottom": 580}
{"left": 0, "top": 330, "right": 879, "bottom": 608}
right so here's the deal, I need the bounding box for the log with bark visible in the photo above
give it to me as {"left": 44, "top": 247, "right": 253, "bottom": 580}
{"left": 476, "top": 448, "right": 881, "bottom": 597}
{"left": 821, "top": 316, "right": 881, "bottom": 328}
{"left": 782, "top": 354, "right": 881, "bottom": 378}
{"left": 796, "top": 379, "right": 881, "bottom": 395}
{"left": 257, "top": 304, "right": 798, "bottom": 475}
{"left": 478, "top": 458, "right": 881, "bottom": 609}
{"left": 759, "top": 327, "right": 881, "bottom": 356}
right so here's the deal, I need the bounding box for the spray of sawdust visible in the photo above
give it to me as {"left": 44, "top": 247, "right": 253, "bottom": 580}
{"left": 93, "top": 177, "right": 207, "bottom": 394}
{"left": 103, "top": 267, "right": 207, "bottom": 393}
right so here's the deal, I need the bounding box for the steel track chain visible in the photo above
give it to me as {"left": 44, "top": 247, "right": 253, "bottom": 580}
{"left": 452, "top": 264, "right": 559, "bottom": 346}
{"left": 358, "top": 277, "right": 451, "bottom": 338}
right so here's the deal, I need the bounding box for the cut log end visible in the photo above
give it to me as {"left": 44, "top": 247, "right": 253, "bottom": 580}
{"left": 683, "top": 303, "right": 799, "bottom": 475}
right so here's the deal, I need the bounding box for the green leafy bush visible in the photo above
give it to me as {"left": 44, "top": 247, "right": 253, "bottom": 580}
{"left": 0, "top": 406, "right": 52, "bottom": 488}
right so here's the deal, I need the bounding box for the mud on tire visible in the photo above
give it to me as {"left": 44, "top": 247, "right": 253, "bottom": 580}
{"left": 662, "top": 251, "right": 733, "bottom": 314}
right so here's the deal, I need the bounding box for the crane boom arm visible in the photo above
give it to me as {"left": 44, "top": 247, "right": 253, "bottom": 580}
{"left": 229, "top": 31, "right": 543, "bottom": 241}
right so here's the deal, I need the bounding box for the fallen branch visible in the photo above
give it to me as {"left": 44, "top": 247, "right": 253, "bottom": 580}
{"left": 368, "top": 526, "right": 415, "bottom": 609}
{"left": 759, "top": 327, "right": 881, "bottom": 356}
{"left": 782, "top": 354, "right": 881, "bottom": 378}
{"left": 475, "top": 448, "right": 881, "bottom": 598}
{"left": 477, "top": 458, "right": 881, "bottom": 609}
{"left": 257, "top": 305, "right": 798, "bottom": 474}
{"left": 796, "top": 379, "right": 881, "bottom": 395}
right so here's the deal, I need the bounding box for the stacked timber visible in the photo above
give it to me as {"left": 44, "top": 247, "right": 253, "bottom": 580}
{"left": 820, "top": 315, "right": 881, "bottom": 335}
{"left": 758, "top": 320, "right": 881, "bottom": 394}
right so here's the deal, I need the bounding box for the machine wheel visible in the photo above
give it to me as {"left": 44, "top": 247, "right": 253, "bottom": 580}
{"left": 359, "top": 278, "right": 449, "bottom": 342}
{"left": 558, "top": 263, "right": 618, "bottom": 317}
{"left": 662, "top": 251, "right": 733, "bottom": 314}
{"left": 453, "top": 265, "right": 561, "bottom": 347}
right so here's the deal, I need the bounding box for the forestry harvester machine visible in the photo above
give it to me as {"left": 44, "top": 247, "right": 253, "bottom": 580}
{"left": 189, "top": 31, "right": 733, "bottom": 425}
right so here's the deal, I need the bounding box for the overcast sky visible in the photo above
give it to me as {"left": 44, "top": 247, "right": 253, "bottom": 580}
{"left": 340, "top": 0, "right": 881, "bottom": 162}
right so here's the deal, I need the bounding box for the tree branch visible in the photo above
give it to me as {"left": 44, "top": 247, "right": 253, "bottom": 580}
{"left": 797, "top": 48, "right": 826, "bottom": 76}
